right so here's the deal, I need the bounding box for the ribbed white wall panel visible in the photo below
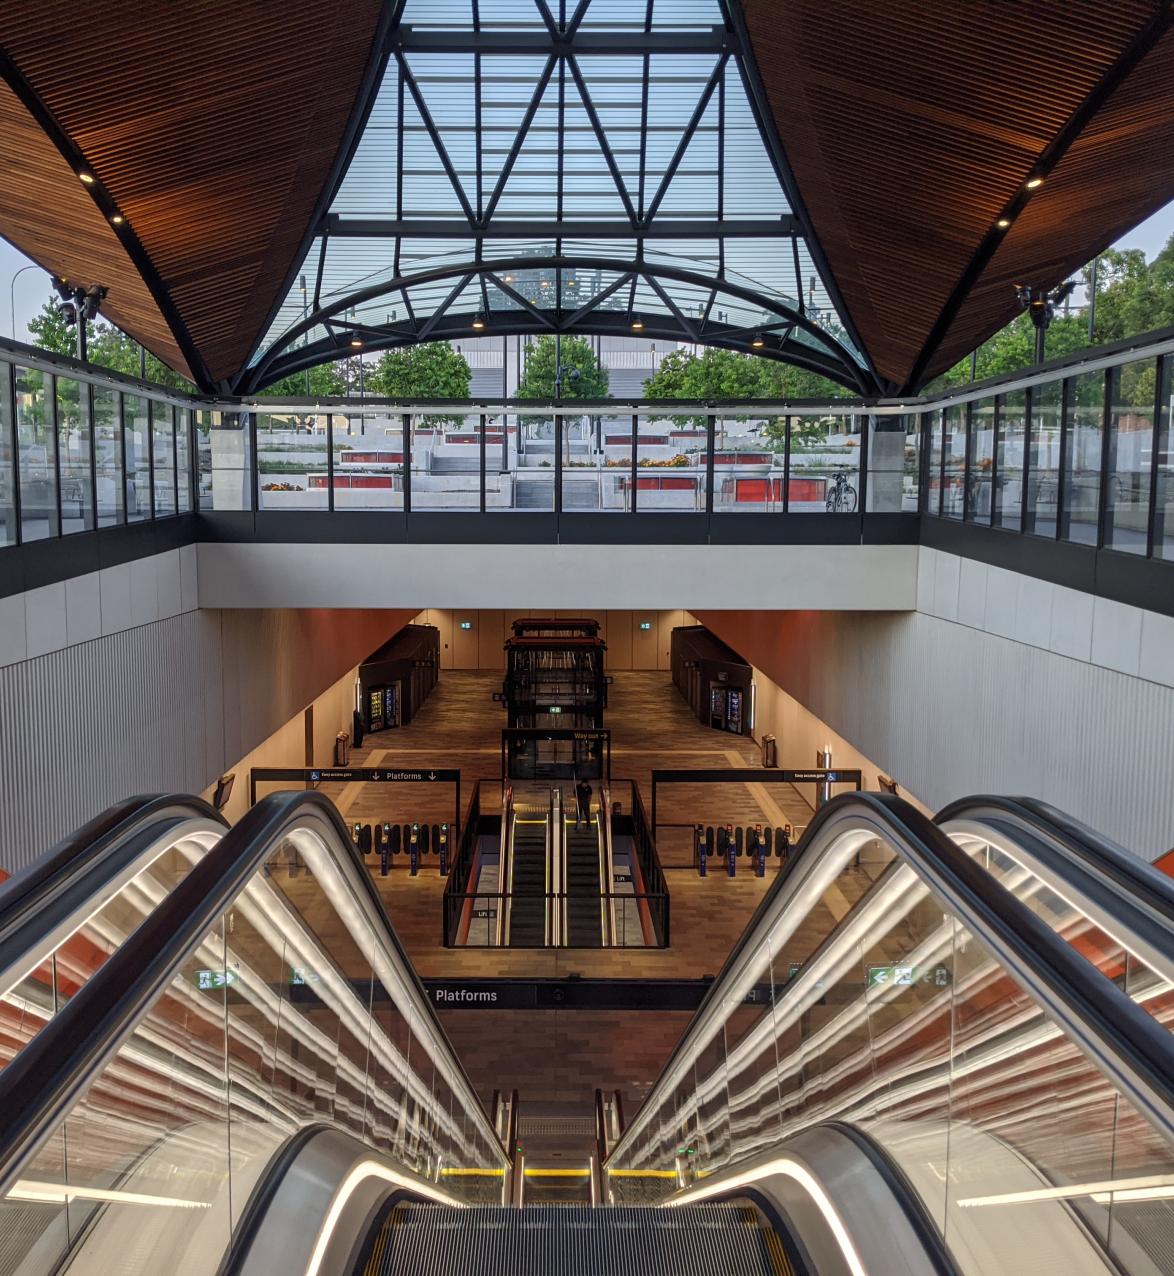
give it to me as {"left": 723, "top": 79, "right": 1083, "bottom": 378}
{"left": 0, "top": 607, "right": 413, "bottom": 875}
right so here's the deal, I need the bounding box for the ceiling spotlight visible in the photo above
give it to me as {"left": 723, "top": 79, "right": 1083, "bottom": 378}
{"left": 630, "top": 315, "right": 644, "bottom": 331}
{"left": 349, "top": 335, "right": 364, "bottom": 348}
{"left": 503, "top": 274, "right": 514, "bottom": 284}
{"left": 472, "top": 311, "right": 486, "bottom": 330}
{"left": 110, "top": 214, "right": 124, "bottom": 226}
{"left": 78, "top": 171, "right": 95, "bottom": 185}
{"left": 1025, "top": 176, "right": 1044, "bottom": 190}
{"left": 996, "top": 217, "right": 1011, "bottom": 229}
{"left": 751, "top": 332, "right": 765, "bottom": 348}
{"left": 539, "top": 280, "right": 550, "bottom": 290}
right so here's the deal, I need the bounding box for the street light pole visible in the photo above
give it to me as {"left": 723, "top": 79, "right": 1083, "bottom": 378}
{"left": 8, "top": 263, "right": 38, "bottom": 340}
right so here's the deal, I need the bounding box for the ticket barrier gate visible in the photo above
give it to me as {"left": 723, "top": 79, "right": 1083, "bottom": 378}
{"left": 694, "top": 822, "right": 793, "bottom": 877}
{"left": 351, "top": 820, "right": 451, "bottom": 877}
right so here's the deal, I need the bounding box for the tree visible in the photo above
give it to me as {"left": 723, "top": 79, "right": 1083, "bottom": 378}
{"left": 642, "top": 345, "right": 851, "bottom": 435}
{"left": 368, "top": 342, "right": 471, "bottom": 424}
{"left": 26, "top": 295, "right": 192, "bottom": 390}
{"left": 259, "top": 362, "right": 346, "bottom": 398}
{"left": 516, "top": 334, "right": 609, "bottom": 400}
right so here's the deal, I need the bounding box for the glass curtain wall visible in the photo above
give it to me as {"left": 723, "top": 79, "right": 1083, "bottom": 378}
{"left": 15, "top": 366, "right": 57, "bottom": 541}
{"left": 124, "top": 393, "right": 151, "bottom": 521}
{"left": 56, "top": 377, "right": 93, "bottom": 534}
{"left": 151, "top": 401, "right": 176, "bottom": 518}
{"left": 994, "top": 390, "right": 1026, "bottom": 530}
{"left": 1061, "top": 370, "right": 1105, "bottom": 545}
{"left": 0, "top": 362, "right": 16, "bottom": 547}
{"left": 1157, "top": 358, "right": 1173, "bottom": 560}
{"left": 176, "top": 408, "right": 192, "bottom": 513}
{"left": 865, "top": 413, "right": 920, "bottom": 513}
{"left": 790, "top": 413, "right": 861, "bottom": 512}
{"left": 967, "top": 397, "right": 995, "bottom": 523}
{"left": 941, "top": 403, "right": 967, "bottom": 518}
{"left": 1105, "top": 360, "right": 1156, "bottom": 554}
{"left": 94, "top": 387, "right": 123, "bottom": 526}
{"left": 1027, "top": 379, "right": 1063, "bottom": 536}
{"left": 927, "top": 410, "right": 944, "bottom": 515}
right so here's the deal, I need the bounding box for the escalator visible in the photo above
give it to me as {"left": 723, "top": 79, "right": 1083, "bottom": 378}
{"left": 564, "top": 802, "right": 606, "bottom": 948}
{"left": 356, "top": 1202, "right": 793, "bottom": 1275}
{"left": 0, "top": 790, "right": 1169, "bottom": 1276}
{"left": 506, "top": 802, "right": 551, "bottom": 946}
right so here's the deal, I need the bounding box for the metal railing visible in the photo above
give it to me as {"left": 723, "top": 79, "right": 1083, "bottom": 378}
{"left": 3, "top": 326, "right": 1170, "bottom": 571}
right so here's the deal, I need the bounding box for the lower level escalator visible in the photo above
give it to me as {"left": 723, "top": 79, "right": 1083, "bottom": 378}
{"left": 356, "top": 1203, "right": 792, "bottom": 1275}
{"left": 507, "top": 806, "right": 550, "bottom": 945}
{"left": 564, "top": 803, "right": 605, "bottom": 947}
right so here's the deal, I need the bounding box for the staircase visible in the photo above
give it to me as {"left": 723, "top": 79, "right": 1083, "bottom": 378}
{"left": 508, "top": 810, "right": 549, "bottom": 945}
{"left": 361, "top": 1204, "right": 790, "bottom": 1276}
{"left": 565, "top": 812, "right": 604, "bottom": 947}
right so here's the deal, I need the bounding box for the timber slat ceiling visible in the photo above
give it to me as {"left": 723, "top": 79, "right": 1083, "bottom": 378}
{"left": 0, "top": 78, "right": 189, "bottom": 377}
{"left": 741, "top": 0, "right": 1174, "bottom": 392}
{"left": 1, "top": 1, "right": 383, "bottom": 387}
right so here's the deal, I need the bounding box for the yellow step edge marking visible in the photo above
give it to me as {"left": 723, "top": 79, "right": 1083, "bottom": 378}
{"left": 607, "top": 1169, "right": 678, "bottom": 1178}
{"left": 438, "top": 1168, "right": 506, "bottom": 1177}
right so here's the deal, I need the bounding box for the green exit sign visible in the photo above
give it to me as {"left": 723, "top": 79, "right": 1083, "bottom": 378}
{"left": 459, "top": 621, "right": 472, "bottom": 630}
{"left": 639, "top": 621, "right": 652, "bottom": 630}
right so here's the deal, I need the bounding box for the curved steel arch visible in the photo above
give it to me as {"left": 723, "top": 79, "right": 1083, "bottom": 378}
{"left": 239, "top": 255, "right": 874, "bottom": 394}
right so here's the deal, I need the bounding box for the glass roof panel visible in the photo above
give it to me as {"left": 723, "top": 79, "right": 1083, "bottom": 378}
{"left": 247, "top": 0, "right": 868, "bottom": 389}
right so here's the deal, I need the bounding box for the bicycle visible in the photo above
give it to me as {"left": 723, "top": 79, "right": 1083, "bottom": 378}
{"left": 825, "top": 470, "right": 858, "bottom": 513}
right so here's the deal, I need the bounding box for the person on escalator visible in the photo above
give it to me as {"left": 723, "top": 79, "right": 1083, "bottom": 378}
{"left": 575, "top": 777, "right": 593, "bottom": 831}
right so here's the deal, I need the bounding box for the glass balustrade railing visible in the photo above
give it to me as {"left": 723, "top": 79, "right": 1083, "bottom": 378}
{"left": 605, "top": 794, "right": 1174, "bottom": 1276}
{"left": 0, "top": 793, "right": 508, "bottom": 1276}
{"left": 0, "top": 797, "right": 225, "bottom": 1085}
{"left": 938, "top": 798, "right": 1174, "bottom": 1044}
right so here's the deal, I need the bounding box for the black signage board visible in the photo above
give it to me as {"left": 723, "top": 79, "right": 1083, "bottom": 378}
{"left": 421, "top": 977, "right": 776, "bottom": 1011}
{"left": 250, "top": 766, "right": 461, "bottom": 835}
{"left": 650, "top": 768, "right": 863, "bottom": 833}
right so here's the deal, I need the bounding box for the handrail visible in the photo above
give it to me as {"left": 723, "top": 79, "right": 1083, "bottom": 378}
{"left": 605, "top": 792, "right": 1174, "bottom": 1169}
{"left": 550, "top": 788, "right": 563, "bottom": 946}
{"left": 0, "top": 790, "right": 507, "bottom": 1196}
{"left": 937, "top": 794, "right": 1174, "bottom": 984}
{"left": 495, "top": 785, "right": 513, "bottom": 947}
{"left": 599, "top": 783, "right": 616, "bottom": 946}
{"left": 936, "top": 795, "right": 1174, "bottom": 922}
{"left": 0, "top": 794, "right": 226, "bottom": 1000}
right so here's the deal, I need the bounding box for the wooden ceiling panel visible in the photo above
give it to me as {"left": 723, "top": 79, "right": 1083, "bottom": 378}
{"left": 925, "top": 23, "right": 1174, "bottom": 381}
{"left": 740, "top": 0, "right": 1173, "bottom": 391}
{"left": 1, "top": 1, "right": 384, "bottom": 386}
{"left": 0, "top": 78, "right": 189, "bottom": 376}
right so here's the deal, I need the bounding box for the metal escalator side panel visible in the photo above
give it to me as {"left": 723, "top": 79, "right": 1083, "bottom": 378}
{"left": 0, "top": 791, "right": 509, "bottom": 1276}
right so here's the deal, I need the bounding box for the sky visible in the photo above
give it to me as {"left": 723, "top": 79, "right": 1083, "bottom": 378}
{"left": 3, "top": 197, "right": 1172, "bottom": 347}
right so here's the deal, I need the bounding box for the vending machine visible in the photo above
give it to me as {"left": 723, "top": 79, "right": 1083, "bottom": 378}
{"left": 365, "top": 682, "right": 401, "bottom": 733}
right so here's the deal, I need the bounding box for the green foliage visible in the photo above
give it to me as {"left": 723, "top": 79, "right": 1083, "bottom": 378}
{"left": 368, "top": 342, "right": 471, "bottom": 424}
{"left": 642, "top": 346, "right": 850, "bottom": 432}
{"left": 516, "top": 334, "right": 609, "bottom": 400}
{"left": 259, "top": 362, "right": 347, "bottom": 398}
{"left": 931, "top": 234, "right": 1174, "bottom": 391}
{"left": 26, "top": 296, "right": 192, "bottom": 390}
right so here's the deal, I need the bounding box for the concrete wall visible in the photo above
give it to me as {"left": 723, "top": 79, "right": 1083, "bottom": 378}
{"left": 413, "top": 609, "right": 692, "bottom": 671}
{"left": 196, "top": 542, "right": 918, "bottom": 612}
{"left": 698, "top": 547, "right": 1174, "bottom": 861}
{"left": 0, "top": 548, "right": 413, "bottom": 873}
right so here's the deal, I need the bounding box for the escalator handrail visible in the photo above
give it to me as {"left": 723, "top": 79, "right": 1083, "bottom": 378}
{"left": 496, "top": 786, "right": 513, "bottom": 947}
{"left": 0, "top": 790, "right": 508, "bottom": 1197}
{"left": 599, "top": 784, "right": 617, "bottom": 946}
{"left": 0, "top": 793, "right": 224, "bottom": 931}
{"left": 605, "top": 791, "right": 1174, "bottom": 1168}
{"left": 936, "top": 794, "right": 1174, "bottom": 921}
{"left": 0, "top": 794, "right": 227, "bottom": 988}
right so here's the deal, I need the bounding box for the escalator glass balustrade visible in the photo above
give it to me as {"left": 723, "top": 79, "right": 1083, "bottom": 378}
{"left": 605, "top": 794, "right": 1174, "bottom": 1276}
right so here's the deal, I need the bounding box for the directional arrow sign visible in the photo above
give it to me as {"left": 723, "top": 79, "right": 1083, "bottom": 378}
{"left": 867, "top": 966, "right": 891, "bottom": 987}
